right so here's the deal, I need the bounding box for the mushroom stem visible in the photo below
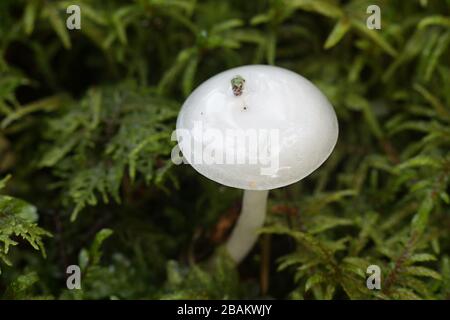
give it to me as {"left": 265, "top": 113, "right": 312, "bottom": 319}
{"left": 226, "top": 189, "right": 269, "bottom": 263}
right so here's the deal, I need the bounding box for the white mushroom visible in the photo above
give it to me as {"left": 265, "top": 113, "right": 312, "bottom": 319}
{"left": 176, "top": 65, "right": 338, "bottom": 263}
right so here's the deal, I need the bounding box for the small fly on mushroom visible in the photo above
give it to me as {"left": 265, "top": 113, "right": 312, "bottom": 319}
{"left": 231, "top": 75, "right": 245, "bottom": 96}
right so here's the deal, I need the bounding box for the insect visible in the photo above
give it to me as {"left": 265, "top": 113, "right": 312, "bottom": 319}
{"left": 231, "top": 75, "right": 245, "bottom": 96}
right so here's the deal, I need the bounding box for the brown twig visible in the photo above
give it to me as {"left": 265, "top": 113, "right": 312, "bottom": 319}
{"left": 380, "top": 138, "right": 400, "bottom": 164}
{"left": 260, "top": 234, "right": 271, "bottom": 296}
{"left": 383, "top": 234, "right": 418, "bottom": 295}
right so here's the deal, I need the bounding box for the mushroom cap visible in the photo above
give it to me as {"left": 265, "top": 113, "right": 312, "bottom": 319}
{"left": 176, "top": 65, "right": 338, "bottom": 190}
